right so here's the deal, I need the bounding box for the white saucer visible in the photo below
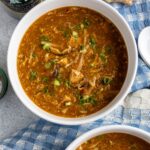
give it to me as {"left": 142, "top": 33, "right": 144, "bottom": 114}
{"left": 138, "top": 26, "right": 150, "bottom": 67}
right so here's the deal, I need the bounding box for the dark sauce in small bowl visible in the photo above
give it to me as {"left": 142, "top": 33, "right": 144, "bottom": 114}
{"left": 0, "top": 0, "right": 43, "bottom": 19}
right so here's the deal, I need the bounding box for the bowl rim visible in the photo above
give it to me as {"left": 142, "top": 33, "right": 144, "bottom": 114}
{"left": 66, "top": 125, "right": 150, "bottom": 150}
{"left": 7, "top": 0, "right": 138, "bottom": 125}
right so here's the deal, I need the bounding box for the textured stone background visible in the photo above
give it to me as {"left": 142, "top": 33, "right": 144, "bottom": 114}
{"left": 0, "top": 3, "right": 38, "bottom": 140}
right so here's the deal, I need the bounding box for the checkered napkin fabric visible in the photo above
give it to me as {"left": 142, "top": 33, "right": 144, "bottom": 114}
{"left": 1, "top": 0, "right": 150, "bottom": 149}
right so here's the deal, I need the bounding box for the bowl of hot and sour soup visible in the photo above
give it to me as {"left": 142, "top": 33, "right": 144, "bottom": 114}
{"left": 7, "top": 0, "right": 138, "bottom": 125}
{"left": 66, "top": 125, "right": 150, "bottom": 150}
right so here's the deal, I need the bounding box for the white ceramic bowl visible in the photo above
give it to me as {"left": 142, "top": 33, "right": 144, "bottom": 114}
{"left": 7, "top": 0, "right": 138, "bottom": 125}
{"left": 66, "top": 125, "right": 150, "bottom": 150}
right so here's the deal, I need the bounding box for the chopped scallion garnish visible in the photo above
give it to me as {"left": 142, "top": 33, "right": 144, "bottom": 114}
{"left": 42, "top": 77, "right": 49, "bottom": 83}
{"left": 99, "top": 52, "right": 107, "bottom": 63}
{"left": 29, "top": 70, "right": 37, "bottom": 80}
{"left": 44, "top": 62, "right": 52, "bottom": 69}
{"left": 40, "top": 35, "right": 49, "bottom": 42}
{"left": 80, "top": 45, "right": 85, "bottom": 51}
{"left": 82, "top": 18, "right": 90, "bottom": 28}
{"left": 65, "top": 80, "right": 71, "bottom": 88}
{"left": 74, "top": 24, "right": 81, "bottom": 31}
{"left": 41, "top": 41, "right": 51, "bottom": 51}
{"left": 105, "top": 45, "right": 112, "bottom": 53}
{"left": 54, "top": 79, "right": 61, "bottom": 86}
{"left": 89, "top": 37, "right": 96, "bottom": 49}
{"left": 72, "top": 31, "right": 78, "bottom": 41}
{"left": 43, "top": 86, "right": 49, "bottom": 93}
{"left": 78, "top": 95, "right": 97, "bottom": 105}
{"left": 32, "top": 53, "right": 36, "bottom": 58}
{"left": 44, "top": 60, "right": 56, "bottom": 69}
{"left": 63, "top": 28, "right": 72, "bottom": 39}
{"left": 40, "top": 35, "right": 51, "bottom": 51}
{"left": 102, "top": 77, "right": 112, "bottom": 85}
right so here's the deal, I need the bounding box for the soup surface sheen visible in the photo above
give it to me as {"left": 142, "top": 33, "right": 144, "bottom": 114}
{"left": 76, "top": 133, "right": 150, "bottom": 150}
{"left": 17, "top": 7, "right": 128, "bottom": 117}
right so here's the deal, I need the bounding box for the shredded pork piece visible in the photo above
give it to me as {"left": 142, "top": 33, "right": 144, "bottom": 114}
{"left": 85, "top": 77, "right": 98, "bottom": 95}
{"left": 70, "top": 69, "right": 84, "bottom": 84}
{"left": 74, "top": 54, "right": 80, "bottom": 63}
{"left": 65, "top": 53, "right": 80, "bottom": 68}
{"left": 91, "top": 53, "right": 102, "bottom": 68}
{"left": 44, "top": 53, "right": 50, "bottom": 62}
{"left": 22, "top": 57, "right": 28, "bottom": 66}
{"left": 28, "top": 53, "right": 33, "bottom": 64}
{"left": 80, "top": 29, "right": 89, "bottom": 54}
{"left": 77, "top": 79, "right": 89, "bottom": 90}
{"left": 78, "top": 30, "right": 87, "bottom": 70}
{"left": 65, "top": 54, "right": 80, "bottom": 68}
{"left": 69, "top": 35, "right": 82, "bottom": 48}
{"left": 84, "top": 29, "right": 88, "bottom": 46}
{"left": 78, "top": 76, "right": 98, "bottom": 96}
{"left": 50, "top": 46, "right": 72, "bottom": 55}
{"left": 57, "top": 99, "right": 69, "bottom": 108}
{"left": 61, "top": 108, "right": 68, "bottom": 114}
{"left": 89, "top": 76, "right": 97, "bottom": 87}
{"left": 64, "top": 95, "right": 71, "bottom": 101}
{"left": 79, "top": 110, "right": 88, "bottom": 114}
{"left": 82, "top": 86, "right": 94, "bottom": 96}
{"left": 86, "top": 47, "right": 94, "bottom": 58}
{"left": 57, "top": 95, "right": 76, "bottom": 109}
{"left": 53, "top": 27, "right": 59, "bottom": 34}
{"left": 88, "top": 141, "right": 101, "bottom": 149}
{"left": 77, "top": 54, "right": 84, "bottom": 71}
{"left": 58, "top": 58, "right": 68, "bottom": 65}
{"left": 65, "top": 62, "right": 74, "bottom": 68}
{"left": 28, "top": 46, "right": 36, "bottom": 64}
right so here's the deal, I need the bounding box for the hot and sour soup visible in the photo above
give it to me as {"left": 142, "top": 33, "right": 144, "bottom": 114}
{"left": 17, "top": 7, "right": 128, "bottom": 117}
{"left": 77, "top": 133, "right": 150, "bottom": 150}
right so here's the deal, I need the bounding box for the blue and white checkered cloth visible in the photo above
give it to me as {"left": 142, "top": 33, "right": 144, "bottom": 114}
{"left": 0, "top": 0, "right": 150, "bottom": 149}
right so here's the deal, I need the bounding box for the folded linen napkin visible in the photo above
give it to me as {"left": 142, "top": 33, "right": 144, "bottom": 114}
{"left": 0, "top": 0, "right": 150, "bottom": 149}
{"left": 0, "top": 89, "right": 150, "bottom": 150}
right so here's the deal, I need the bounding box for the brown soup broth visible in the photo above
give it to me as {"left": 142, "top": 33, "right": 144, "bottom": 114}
{"left": 17, "top": 7, "right": 128, "bottom": 117}
{"left": 77, "top": 133, "right": 150, "bottom": 150}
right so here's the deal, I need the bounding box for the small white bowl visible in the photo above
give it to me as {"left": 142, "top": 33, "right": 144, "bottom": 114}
{"left": 7, "top": 0, "right": 138, "bottom": 125}
{"left": 138, "top": 26, "right": 150, "bottom": 67}
{"left": 66, "top": 125, "right": 150, "bottom": 150}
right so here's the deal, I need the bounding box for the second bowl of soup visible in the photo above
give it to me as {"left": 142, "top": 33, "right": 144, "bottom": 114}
{"left": 66, "top": 125, "right": 150, "bottom": 150}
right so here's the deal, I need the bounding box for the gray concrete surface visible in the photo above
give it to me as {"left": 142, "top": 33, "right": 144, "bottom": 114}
{"left": 0, "top": 4, "right": 38, "bottom": 141}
